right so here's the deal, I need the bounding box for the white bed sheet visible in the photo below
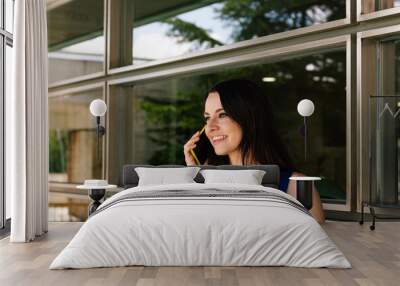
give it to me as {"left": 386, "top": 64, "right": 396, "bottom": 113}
{"left": 50, "top": 183, "right": 351, "bottom": 269}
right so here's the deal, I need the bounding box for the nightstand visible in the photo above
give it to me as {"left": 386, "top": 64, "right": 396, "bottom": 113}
{"left": 77, "top": 181, "right": 117, "bottom": 216}
{"left": 289, "top": 176, "right": 321, "bottom": 210}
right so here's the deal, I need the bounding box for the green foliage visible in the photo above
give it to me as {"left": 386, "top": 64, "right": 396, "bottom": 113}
{"left": 217, "top": 0, "right": 345, "bottom": 41}
{"left": 139, "top": 87, "right": 207, "bottom": 164}
{"left": 163, "top": 18, "right": 223, "bottom": 49}
{"left": 49, "top": 130, "right": 68, "bottom": 173}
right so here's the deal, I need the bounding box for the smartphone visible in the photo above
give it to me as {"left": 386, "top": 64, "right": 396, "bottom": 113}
{"left": 189, "top": 125, "right": 213, "bottom": 165}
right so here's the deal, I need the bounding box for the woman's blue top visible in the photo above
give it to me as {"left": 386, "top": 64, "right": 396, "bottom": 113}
{"left": 279, "top": 168, "right": 293, "bottom": 193}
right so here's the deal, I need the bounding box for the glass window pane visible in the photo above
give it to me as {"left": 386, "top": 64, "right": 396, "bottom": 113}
{"left": 115, "top": 0, "right": 346, "bottom": 67}
{"left": 5, "top": 44, "right": 12, "bottom": 219}
{"left": 380, "top": 38, "right": 400, "bottom": 96}
{"left": 362, "top": 0, "right": 400, "bottom": 13}
{"left": 47, "top": 0, "right": 104, "bottom": 84}
{"left": 5, "top": 0, "right": 14, "bottom": 33}
{"left": 379, "top": 0, "right": 400, "bottom": 9}
{"left": 49, "top": 89, "right": 104, "bottom": 221}
{"left": 110, "top": 49, "right": 347, "bottom": 204}
{"left": 372, "top": 39, "right": 400, "bottom": 207}
{"left": 49, "top": 89, "right": 103, "bottom": 184}
{"left": 369, "top": 97, "right": 400, "bottom": 206}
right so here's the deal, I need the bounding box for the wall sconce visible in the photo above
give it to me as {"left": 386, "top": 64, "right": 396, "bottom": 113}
{"left": 297, "top": 99, "right": 314, "bottom": 161}
{"left": 89, "top": 99, "right": 107, "bottom": 163}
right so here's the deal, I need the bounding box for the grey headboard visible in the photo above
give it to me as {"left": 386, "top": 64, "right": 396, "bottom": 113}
{"left": 122, "top": 164, "right": 280, "bottom": 189}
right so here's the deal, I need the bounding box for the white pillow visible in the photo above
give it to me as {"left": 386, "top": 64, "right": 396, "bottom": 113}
{"left": 135, "top": 167, "right": 200, "bottom": 186}
{"left": 200, "top": 169, "right": 266, "bottom": 185}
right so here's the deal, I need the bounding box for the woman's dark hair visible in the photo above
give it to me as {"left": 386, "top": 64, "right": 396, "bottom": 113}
{"left": 204, "top": 78, "right": 294, "bottom": 169}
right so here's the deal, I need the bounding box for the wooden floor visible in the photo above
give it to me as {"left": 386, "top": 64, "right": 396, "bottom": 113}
{"left": 0, "top": 221, "right": 399, "bottom": 286}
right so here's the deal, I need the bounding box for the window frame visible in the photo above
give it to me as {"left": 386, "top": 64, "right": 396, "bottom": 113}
{"left": 106, "top": 0, "right": 352, "bottom": 76}
{"left": 46, "top": 0, "right": 108, "bottom": 88}
{"left": 357, "top": 0, "right": 400, "bottom": 22}
{"left": 103, "top": 35, "right": 354, "bottom": 212}
{"left": 356, "top": 23, "right": 400, "bottom": 213}
{"left": 48, "top": 82, "right": 107, "bottom": 192}
{"left": 1, "top": 0, "right": 14, "bottom": 231}
{"left": 49, "top": 0, "right": 353, "bottom": 88}
{"left": 51, "top": 0, "right": 400, "bottom": 217}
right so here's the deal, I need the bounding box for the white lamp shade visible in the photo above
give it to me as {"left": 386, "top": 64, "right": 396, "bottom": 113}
{"left": 297, "top": 99, "right": 315, "bottom": 117}
{"left": 90, "top": 99, "right": 107, "bottom": 117}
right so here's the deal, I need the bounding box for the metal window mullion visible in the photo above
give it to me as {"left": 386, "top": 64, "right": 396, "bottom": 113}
{"left": 1, "top": 0, "right": 4, "bottom": 30}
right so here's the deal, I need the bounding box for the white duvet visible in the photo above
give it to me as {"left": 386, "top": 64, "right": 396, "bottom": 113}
{"left": 50, "top": 183, "right": 351, "bottom": 269}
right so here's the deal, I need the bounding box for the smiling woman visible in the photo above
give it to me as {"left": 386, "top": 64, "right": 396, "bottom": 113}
{"left": 203, "top": 92, "right": 243, "bottom": 164}
{"left": 183, "top": 79, "right": 325, "bottom": 223}
{"left": 184, "top": 79, "right": 293, "bottom": 167}
{"left": 107, "top": 49, "right": 347, "bottom": 210}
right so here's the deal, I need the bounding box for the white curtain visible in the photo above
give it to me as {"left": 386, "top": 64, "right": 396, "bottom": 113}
{"left": 6, "top": 0, "right": 49, "bottom": 242}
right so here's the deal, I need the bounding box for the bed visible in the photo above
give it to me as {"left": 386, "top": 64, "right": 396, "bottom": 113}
{"left": 50, "top": 164, "right": 351, "bottom": 269}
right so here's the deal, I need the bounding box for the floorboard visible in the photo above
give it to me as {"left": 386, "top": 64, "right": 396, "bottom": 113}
{"left": 0, "top": 221, "right": 399, "bottom": 286}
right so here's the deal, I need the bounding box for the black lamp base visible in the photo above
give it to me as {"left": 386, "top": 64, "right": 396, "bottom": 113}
{"left": 88, "top": 189, "right": 106, "bottom": 216}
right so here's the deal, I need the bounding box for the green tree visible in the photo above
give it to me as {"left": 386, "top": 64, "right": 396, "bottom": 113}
{"left": 49, "top": 130, "right": 68, "bottom": 173}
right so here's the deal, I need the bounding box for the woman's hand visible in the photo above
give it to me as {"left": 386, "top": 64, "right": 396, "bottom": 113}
{"left": 184, "top": 131, "right": 200, "bottom": 166}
